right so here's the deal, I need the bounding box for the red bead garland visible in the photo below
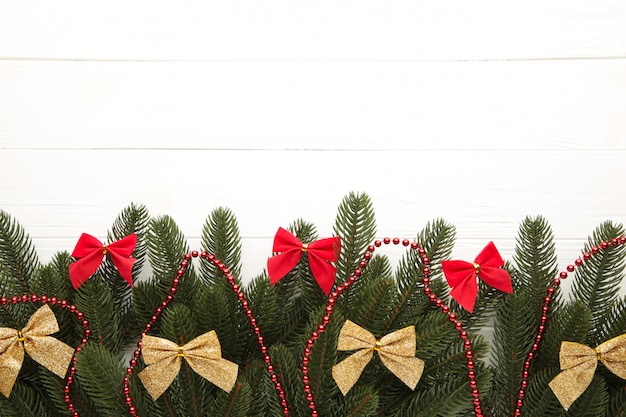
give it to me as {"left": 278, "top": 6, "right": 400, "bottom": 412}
{"left": 0, "top": 294, "right": 90, "bottom": 417}
{"left": 122, "top": 251, "right": 290, "bottom": 417}
{"left": 511, "top": 235, "right": 626, "bottom": 417}
{"left": 300, "top": 237, "right": 449, "bottom": 416}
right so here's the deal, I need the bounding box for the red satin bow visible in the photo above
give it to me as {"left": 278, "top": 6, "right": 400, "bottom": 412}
{"left": 267, "top": 227, "right": 341, "bottom": 295}
{"left": 441, "top": 241, "right": 512, "bottom": 312}
{"left": 69, "top": 233, "right": 137, "bottom": 289}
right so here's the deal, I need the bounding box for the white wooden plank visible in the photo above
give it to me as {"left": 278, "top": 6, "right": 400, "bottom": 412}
{"left": 0, "top": 0, "right": 624, "bottom": 61}
{"left": 1, "top": 149, "right": 625, "bottom": 282}
{"left": 1, "top": 60, "right": 625, "bottom": 151}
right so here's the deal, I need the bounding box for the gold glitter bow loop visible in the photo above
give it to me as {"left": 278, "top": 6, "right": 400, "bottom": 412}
{"left": 331, "top": 320, "right": 425, "bottom": 395}
{"left": 138, "top": 330, "right": 239, "bottom": 400}
{"left": 0, "top": 304, "right": 75, "bottom": 397}
{"left": 549, "top": 334, "right": 626, "bottom": 410}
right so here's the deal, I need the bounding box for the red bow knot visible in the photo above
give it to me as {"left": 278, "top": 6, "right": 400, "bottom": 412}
{"left": 69, "top": 233, "right": 137, "bottom": 289}
{"left": 441, "top": 242, "right": 512, "bottom": 312}
{"left": 267, "top": 227, "right": 341, "bottom": 295}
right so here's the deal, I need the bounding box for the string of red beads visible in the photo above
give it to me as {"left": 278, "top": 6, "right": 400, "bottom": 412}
{"left": 0, "top": 294, "right": 91, "bottom": 417}
{"left": 122, "top": 251, "right": 290, "bottom": 417}
{"left": 301, "top": 236, "right": 425, "bottom": 417}
{"left": 512, "top": 235, "right": 626, "bottom": 417}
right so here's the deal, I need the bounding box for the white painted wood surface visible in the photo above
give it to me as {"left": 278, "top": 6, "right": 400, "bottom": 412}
{"left": 1, "top": 1, "right": 625, "bottom": 290}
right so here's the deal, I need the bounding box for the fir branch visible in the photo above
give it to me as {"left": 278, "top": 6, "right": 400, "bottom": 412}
{"left": 489, "top": 289, "right": 539, "bottom": 416}
{"left": 512, "top": 215, "right": 559, "bottom": 309}
{"left": 208, "top": 381, "right": 252, "bottom": 417}
{"left": 571, "top": 221, "right": 626, "bottom": 344}
{"left": 104, "top": 202, "right": 150, "bottom": 286}
{"left": 74, "top": 275, "right": 124, "bottom": 353}
{"left": 268, "top": 343, "right": 308, "bottom": 416}
{"left": 195, "top": 283, "right": 250, "bottom": 364}
{"left": 0, "top": 382, "right": 54, "bottom": 417}
{"left": 333, "top": 192, "right": 377, "bottom": 286}
{"left": 0, "top": 210, "right": 40, "bottom": 295}
{"left": 345, "top": 275, "right": 395, "bottom": 332}
{"left": 148, "top": 215, "right": 199, "bottom": 307}
{"left": 74, "top": 343, "right": 127, "bottom": 417}
{"left": 246, "top": 272, "right": 282, "bottom": 347}
{"left": 535, "top": 301, "right": 592, "bottom": 372}
{"left": 331, "top": 385, "right": 378, "bottom": 417}
{"left": 387, "top": 219, "right": 455, "bottom": 333}
{"left": 200, "top": 207, "right": 243, "bottom": 285}
{"left": 103, "top": 203, "right": 150, "bottom": 342}
{"left": 599, "top": 296, "right": 626, "bottom": 341}
{"left": 148, "top": 215, "right": 192, "bottom": 285}
{"left": 29, "top": 251, "right": 73, "bottom": 305}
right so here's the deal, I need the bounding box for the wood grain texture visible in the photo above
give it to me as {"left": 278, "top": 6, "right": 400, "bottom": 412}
{"left": 1, "top": 0, "right": 625, "bottom": 61}
{"left": 1, "top": 60, "right": 625, "bottom": 150}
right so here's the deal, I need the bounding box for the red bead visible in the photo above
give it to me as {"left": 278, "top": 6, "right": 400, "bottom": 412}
{"left": 575, "top": 258, "right": 583, "bottom": 266}
{"left": 383, "top": 237, "right": 391, "bottom": 244}
{"left": 392, "top": 237, "right": 400, "bottom": 245}
{"left": 402, "top": 239, "right": 410, "bottom": 246}
{"left": 567, "top": 265, "right": 575, "bottom": 272}
{"left": 374, "top": 240, "right": 382, "bottom": 247}
{"left": 583, "top": 252, "right": 591, "bottom": 260}
{"left": 559, "top": 272, "right": 567, "bottom": 279}
{"left": 600, "top": 241, "right": 609, "bottom": 250}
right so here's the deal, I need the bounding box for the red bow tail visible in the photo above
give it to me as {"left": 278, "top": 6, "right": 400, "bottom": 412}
{"left": 106, "top": 234, "right": 137, "bottom": 286}
{"left": 442, "top": 260, "right": 479, "bottom": 312}
{"left": 267, "top": 249, "right": 302, "bottom": 285}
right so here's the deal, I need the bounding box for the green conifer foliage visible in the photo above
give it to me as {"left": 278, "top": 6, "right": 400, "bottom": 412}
{"left": 1, "top": 193, "right": 626, "bottom": 416}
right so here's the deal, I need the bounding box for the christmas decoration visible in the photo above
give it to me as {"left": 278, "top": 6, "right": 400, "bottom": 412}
{"left": 0, "top": 192, "right": 625, "bottom": 417}
{"left": 267, "top": 227, "right": 341, "bottom": 295}
{"left": 0, "top": 304, "right": 74, "bottom": 397}
{"left": 442, "top": 241, "right": 513, "bottom": 312}
{"left": 331, "top": 320, "right": 424, "bottom": 395}
{"left": 549, "top": 334, "right": 626, "bottom": 410}
{"left": 69, "top": 233, "right": 137, "bottom": 289}
{"left": 138, "top": 331, "right": 239, "bottom": 399}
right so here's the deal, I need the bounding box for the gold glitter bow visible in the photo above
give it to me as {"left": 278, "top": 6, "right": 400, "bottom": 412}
{"left": 549, "top": 334, "right": 626, "bottom": 410}
{"left": 0, "top": 304, "right": 74, "bottom": 397}
{"left": 331, "top": 320, "right": 425, "bottom": 395}
{"left": 138, "top": 331, "right": 239, "bottom": 399}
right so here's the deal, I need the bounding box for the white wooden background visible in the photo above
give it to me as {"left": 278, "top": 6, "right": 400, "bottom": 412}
{"left": 1, "top": 1, "right": 625, "bottom": 293}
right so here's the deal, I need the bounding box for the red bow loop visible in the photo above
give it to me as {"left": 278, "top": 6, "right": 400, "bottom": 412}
{"left": 267, "top": 227, "right": 341, "bottom": 295}
{"left": 441, "top": 242, "right": 512, "bottom": 313}
{"left": 69, "top": 233, "right": 137, "bottom": 289}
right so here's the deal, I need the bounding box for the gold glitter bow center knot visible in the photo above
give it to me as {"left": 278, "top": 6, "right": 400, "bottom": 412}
{"left": 0, "top": 304, "right": 74, "bottom": 397}
{"left": 549, "top": 333, "right": 626, "bottom": 410}
{"left": 331, "top": 320, "right": 425, "bottom": 395}
{"left": 138, "top": 330, "right": 239, "bottom": 400}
